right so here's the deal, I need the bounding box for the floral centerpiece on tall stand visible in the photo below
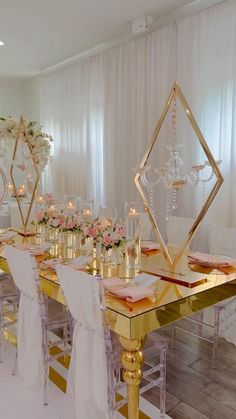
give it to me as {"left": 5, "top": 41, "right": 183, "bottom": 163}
{"left": 0, "top": 116, "right": 53, "bottom": 236}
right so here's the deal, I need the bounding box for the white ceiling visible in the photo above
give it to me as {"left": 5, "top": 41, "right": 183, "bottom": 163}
{"left": 0, "top": 0, "right": 221, "bottom": 79}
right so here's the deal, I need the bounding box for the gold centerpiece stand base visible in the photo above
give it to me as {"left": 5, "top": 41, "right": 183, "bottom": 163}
{"left": 11, "top": 228, "right": 36, "bottom": 238}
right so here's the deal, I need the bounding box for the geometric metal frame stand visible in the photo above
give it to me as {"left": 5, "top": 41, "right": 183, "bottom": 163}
{"left": 135, "top": 81, "right": 224, "bottom": 270}
{"left": 10, "top": 116, "right": 40, "bottom": 237}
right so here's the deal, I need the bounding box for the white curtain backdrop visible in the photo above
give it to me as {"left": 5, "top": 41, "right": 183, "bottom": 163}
{"left": 40, "top": 55, "right": 105, "bottom": 208}
{"left": 40, "top": 0, "right": 236, "bottom": 227}
{"left": 40, "top": 24, "right": 176, "bottom": 213}
{"left": 177, "top": 0, "right": 236, "bottom": 228}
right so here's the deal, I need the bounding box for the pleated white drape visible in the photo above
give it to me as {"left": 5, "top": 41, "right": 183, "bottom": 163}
{"left": 40, "top": 0, "right": 236, "bottom": 226}
{"left": 40, "top": 56, "right": 105, "bottom": 208}
{"left": 177, "top": 0, "right": 236, "bottom": 227}
{"left": 40, "top": 24, "right": 176, "bottom": 211}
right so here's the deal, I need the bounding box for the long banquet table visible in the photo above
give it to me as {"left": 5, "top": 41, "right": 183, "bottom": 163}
{"left": 1, "top": 235, "right": 236, "bottom": 419}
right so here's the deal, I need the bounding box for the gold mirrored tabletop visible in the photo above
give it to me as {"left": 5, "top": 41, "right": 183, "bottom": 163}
{"left": 0, "top": 236, "right": 236, "bottom": 339}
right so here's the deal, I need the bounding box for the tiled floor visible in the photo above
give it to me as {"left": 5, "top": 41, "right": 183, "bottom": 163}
{"left": 144, "top": 324, "right": 236, "bottom": 419}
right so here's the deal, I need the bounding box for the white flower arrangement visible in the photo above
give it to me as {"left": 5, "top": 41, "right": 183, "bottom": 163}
{"left": 0, "top": 116, "right": 53, "bottom": 171}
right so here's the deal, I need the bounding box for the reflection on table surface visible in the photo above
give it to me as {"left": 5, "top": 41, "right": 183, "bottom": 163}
{"left": 0, "top": 233, "right": 236, "bottom": 339}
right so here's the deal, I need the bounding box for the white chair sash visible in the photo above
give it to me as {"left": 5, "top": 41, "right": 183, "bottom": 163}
{"left": 5, "top": 245, "right": 44, "bottom": 386}
{"left": 57, "top": 265, "right": 110, "bottom": 419}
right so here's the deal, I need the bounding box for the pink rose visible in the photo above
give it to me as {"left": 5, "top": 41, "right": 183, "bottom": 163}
{"left": 104, "top": 235, "right": 112, "bottom": 245}
{"left": 67, "top": 220, "right": 76, "bottom": 229}
{"left": 35, "top": 210, "right": 44, "bottom": 222}
{"left": 87, "top": 228, "right": 95, "bottom": 237}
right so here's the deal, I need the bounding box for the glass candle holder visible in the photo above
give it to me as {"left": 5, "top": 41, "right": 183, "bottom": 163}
{"left": 125, "top": 202, "right": 141, "bottom": 271}
{"left": 79, "top": 200, "right": 94, "bottom": 220}
{"left": 98, "top": 207, "right": 119, "bottom": 227}
{"left": 64, "top": 194, "right": 78, "bottom": 215}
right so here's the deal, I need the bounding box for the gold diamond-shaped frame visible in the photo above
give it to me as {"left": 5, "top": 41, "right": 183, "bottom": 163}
{"left": 135, "top": 82, "right": 224, "bottom": 270}
{"left": 10, "top": 116, "right": 40, "bottom": 236}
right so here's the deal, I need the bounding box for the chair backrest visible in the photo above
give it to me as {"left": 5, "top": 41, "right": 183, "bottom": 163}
{"left": 5, "top": 245, "right": 39, "bottom": 299}
{"left": 57, "top": 266, "right": 104, "bottom": 333}
{"left": 56, "top": 265, "right": 111, "bottom": 419}
{"left": 139, "top": 212, "right": 152, "bottom": 240}
{"left": 208, "top": 223, "right": 236, "bottom": 257}
{"left": 167, "top": 216, "right": 194, "bottom": 247}
{"left": 5, "top": 245, "right": 44, "bottom": 387}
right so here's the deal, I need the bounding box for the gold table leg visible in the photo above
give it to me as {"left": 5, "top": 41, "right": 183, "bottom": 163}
{"left": 118, "top": 335, "right": 146, "bottom": 419}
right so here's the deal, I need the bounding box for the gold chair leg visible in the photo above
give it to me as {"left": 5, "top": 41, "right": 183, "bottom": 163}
{"left": 118, "top": 335, "right": 146, "bottom": 419}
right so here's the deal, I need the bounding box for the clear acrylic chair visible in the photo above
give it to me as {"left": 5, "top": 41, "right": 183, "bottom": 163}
{"left": 5, "top": 245, "right": 72, "bottom": 405}
{"left": 171, "top": 221, "right": 236, "bottom": 368}
{"left": 57, "top": 265, "right": 168, "bottom": 419}
{"left": 0, "top": 272, "right": 19, "bottom": 362}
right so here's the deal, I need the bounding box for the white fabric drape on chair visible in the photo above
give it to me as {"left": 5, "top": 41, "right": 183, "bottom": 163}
{"left": 5, "top": 246, "right": 43, "bottom": 386}
{"left": 57, "top": 265, "right": 110, "bottom": 419}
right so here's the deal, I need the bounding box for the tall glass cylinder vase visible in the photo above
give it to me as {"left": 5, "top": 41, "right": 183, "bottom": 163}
{"left": 125, "top": 202, "right": 141, "bottom": 272}
{"left": 48, "top": 226, "right": 59, "bottom": 243}
{"left": 63, "top": 231, "right": 77, "bottom": 249}
{"left": 80, "top": 236, "right": 93, "bottom": 255}
{"left": 35, "top": 224, "right": 48, "bottom": 244}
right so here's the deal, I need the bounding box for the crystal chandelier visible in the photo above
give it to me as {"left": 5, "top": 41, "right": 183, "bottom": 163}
{"left": 137, "top": 90, "right": 222, "bottom": 219}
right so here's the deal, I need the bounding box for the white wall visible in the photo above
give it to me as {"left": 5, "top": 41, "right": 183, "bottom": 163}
{"left": 22, "top": 76, "right": 40, "bottom": 120}
{"left": 0, "top": 76, "right": 40, "bottom": 121}
{"left": 0, "top": 78, "right": 23, "bottom": 118}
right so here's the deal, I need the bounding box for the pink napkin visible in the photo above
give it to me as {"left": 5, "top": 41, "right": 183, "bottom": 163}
{"left": 14, "top": 242, "right": 51, "bottom": 256}
{"left": 188, "top": 251, "right": 236, "bottom": 268}
{"left": 103, "top": 278, "right": 154, "bottom": 302}
{"left": 0, "top": 231, "right": 17, "bottom": 242}
{"left": 141, "top": 241, "right": 160, "bottom": 251}
{"left": 67, "top": 256, "right": 90, "bottom": 271}
{"left": 40, "top": 258, "right": 62, "bottom": 269}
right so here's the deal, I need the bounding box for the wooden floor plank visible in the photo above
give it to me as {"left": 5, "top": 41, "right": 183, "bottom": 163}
{"left": 142, "top": 385, "right": 180, "bottom": 413}
{"left": 168, "top": 401, "right": 210, "bottom": 419}
{"left": 190, "top": 358, "right": 236, "bottom": 391}
{"left": 201, "top": 381, "right": 236, "bottom": 412}
{"left": 143, "top": 328, "right": 236, "bottom": 419}
{"left": 165, "top": 370, "right": 236, "bottom": 419}
{"left": 166, "top": 358, "right": 212, "bottom": 390}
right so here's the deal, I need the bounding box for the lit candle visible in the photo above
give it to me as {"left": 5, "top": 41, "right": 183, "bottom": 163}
{"left": 82, "top": 208, "right": 92, "bottom": 219}
{"left": 128, "top": 207, "right": 137, "bottom": 216}
{"left": 47, "top": 205, "right": 58, "bottom": 217}
{"left": 18, "top": 185, "right": 25, "bottom": 197}
{"left": 67, "top": 201, "right": 76, "bottom": 212}
{"left": 38, "top": 195, "right": 45, "bottom": 203}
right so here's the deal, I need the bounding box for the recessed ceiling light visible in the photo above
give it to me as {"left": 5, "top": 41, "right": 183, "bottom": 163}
{"left": 0, "top": 41, "right": 4, "bottom": 46}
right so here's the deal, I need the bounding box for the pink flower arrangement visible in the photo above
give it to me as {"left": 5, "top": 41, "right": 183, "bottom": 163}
{"left": 33, "top": 207, "right": 126, "bottom": 248}
{"left": 33, "top": 209, "right": 49, "bottom": 225}
{"left": 98, "top": 222, "right": 126, "bottom": 250}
